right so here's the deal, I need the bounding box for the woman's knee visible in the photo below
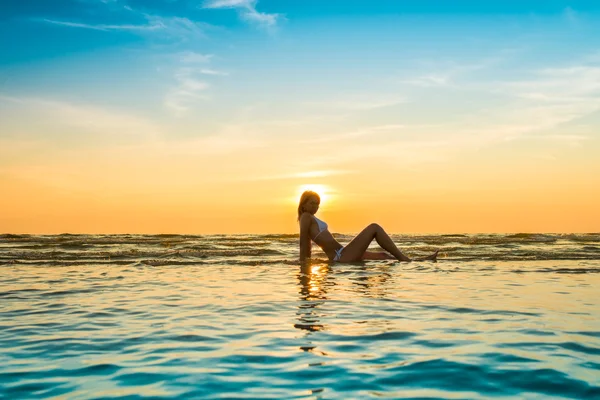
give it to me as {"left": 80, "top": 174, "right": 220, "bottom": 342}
{"left": 368, "top": 223, "right": 382, "bottom": 232}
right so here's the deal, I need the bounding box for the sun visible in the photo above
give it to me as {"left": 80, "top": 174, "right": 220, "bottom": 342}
{"left": 295, "top": 184, "right": 333, "bottom": 205}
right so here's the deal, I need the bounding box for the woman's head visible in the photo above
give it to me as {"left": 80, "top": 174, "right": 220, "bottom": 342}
{"left": 297, "top": 191, "right": 320, "bottom": 220}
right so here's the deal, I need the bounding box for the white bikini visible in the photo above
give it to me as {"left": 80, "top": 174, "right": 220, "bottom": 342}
{"left": 312, "top": 216, "right": 344, "bottom": 262}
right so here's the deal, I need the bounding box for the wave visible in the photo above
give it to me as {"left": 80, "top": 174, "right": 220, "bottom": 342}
{"left": 1, "top": 234, "right": 599, "bottom": 266}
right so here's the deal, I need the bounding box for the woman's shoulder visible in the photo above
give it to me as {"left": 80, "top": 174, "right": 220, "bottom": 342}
{"left": 299, "top": 212, "right": 314, "bottom": 223}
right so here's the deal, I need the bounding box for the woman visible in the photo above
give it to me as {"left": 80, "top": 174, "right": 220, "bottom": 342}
{"left": 298, "top": 190, "right": 438, "bottom": 263}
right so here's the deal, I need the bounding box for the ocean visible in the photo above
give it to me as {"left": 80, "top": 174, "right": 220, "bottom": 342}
{"left": 1, "top": 233, "right": 599, "bottom": 399}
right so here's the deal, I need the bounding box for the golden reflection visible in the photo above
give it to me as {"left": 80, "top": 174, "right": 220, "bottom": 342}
{"left": 294, "top": 262, "right": 331, "bottom": 333}
{"left": 350, "top": 266, "right": 392, "bottom": 299}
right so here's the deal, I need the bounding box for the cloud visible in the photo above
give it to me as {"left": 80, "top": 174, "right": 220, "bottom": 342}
{"left": 246, "top": 170, "right": 353, "bottom": 181}
{"left": 491, "top": 65, "right": 600, "bottom": 138}
{"left": 39, "top": 14, "right": 209, "bottom": 42}
{"left": 163, "top": 51, "right": 229, "bottom": 115}
{"left": 398, "top": 53, "right": 518, "bottom": 89}
{"left": 306, "top": 95, "right": 407, "bottom": 111}
{"left": 164, "top": 52, "right": 216, "bottom": 116}
{"left": 300, "top": 123, "right": 440, "bottom": 145}
{"left": 41, "top": 18, "right": 161, "bottom": 32}
{"left": 240, "top": 8, "right": 279, "bottom": 28}
{"left": 180, "top": 51, "right": 213, "bottom": 63}
{"left": 39, "top": 9, "right": 221, "bottom": 116}
{"left": 144, "top": 15, "right": 208, "bottom": 42}
{"left": 514, "top": 66, "right": 600, "bottom": 98}
{"left": 400, "top": 74, "right": 450, "bottom": 88}
{"left": 302, "top": 137, "right": 450, "bottom": 167}
{"left": 0, "top": 95, "right": 162, "bottom": 143}
{"left": 545, "top": 134, "right": 588, "bottom": 147}
{"left": 202, "top": 0, "right": 282, "bottom": 29}
{"left": 204, "top": 0, "right": 253, "bottom": 7}
{"left": 297, "top": 59, "right": 600, "bottom": 166}
{"left": 164, "top": 79, "right": 210, "bottom": 116}
{"left": 199, "top": 68, "right": 228, "bottom": 76}
{"left": 391, "top": 51, "right": 600, "bottom": 154}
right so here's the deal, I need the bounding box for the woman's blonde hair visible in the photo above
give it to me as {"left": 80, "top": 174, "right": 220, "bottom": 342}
{"left": 297, "top": 191, "right": 320, "bottom": 221}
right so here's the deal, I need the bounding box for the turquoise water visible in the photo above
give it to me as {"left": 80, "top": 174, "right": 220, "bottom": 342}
{"left": 1, "top": 233, "right": 599, "bottom": 399}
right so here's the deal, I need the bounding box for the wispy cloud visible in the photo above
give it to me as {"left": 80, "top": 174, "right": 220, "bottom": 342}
{"left": 398, "top": 52, "right": 518, "bottom": 89}
{"left": 506, "top": 66, "right": 600, "bottom": 99}
{"left": 39, "top": 6, "right": 223, "bottom": 116}
{"left": 198, "top": 68, "right": 229, "bottom": 76}
{"left": 544, "top": 134, "right": 588, "bottom": 147}
{"left": 390, "top": 51, "right": 600, "bottom": 154}
{"left": 298, "top": 58, "right": 600, "bottom": 166}
{"left": 180, "top": 51, "right": 213, "bottom": 63}
{"left": 0, "top": 95, "right": 162, "bottom": 143}
{"left": 240, "top": 8, "right": 279, "bottom": 28}
{"left": 306, "top": 95, "right": 407, "bottom": 111}
{"left": 164, "top": 52, "right": 216, "bottom": 116}
{"left": 300, "top": 123, "right": 438, "bottom": 145}
{"left": 204, "top": 0, "right": 252, "bottom": 7}
{"left": 41, "top": 18, "right": 160, "bottom": 31}
{"left": 145, "top": 15, "right": 209, "bottom": 42}
{"left": 39, "top": 14, "right": 209, "bottom": 42}
{"left": 401, "top": 74, "right": 451, "bottom": 88}
{"left": 202, "top": 0, "right": 282, "bottom": 30}
{"left": 484, "top": 65, "right": 600, "bottom": 141}
{"left": 246, "top": 169, "right": 353, "bottom": 181}
{"left": 164, "top": 77, "right": 210, "bottom": 116}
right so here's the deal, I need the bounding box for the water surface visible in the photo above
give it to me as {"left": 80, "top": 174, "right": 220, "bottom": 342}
{"left": 1, "top": 234, "right": 599, "bottom": 399}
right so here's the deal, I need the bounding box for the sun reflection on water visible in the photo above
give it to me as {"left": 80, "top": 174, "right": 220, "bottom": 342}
{"left": 295, "top": 262, "right": 330, "bottom": 333}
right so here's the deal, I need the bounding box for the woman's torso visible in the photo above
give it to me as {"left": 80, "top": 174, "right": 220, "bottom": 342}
{"left": 308, "top": 215, "right": 342, "bottom": 260}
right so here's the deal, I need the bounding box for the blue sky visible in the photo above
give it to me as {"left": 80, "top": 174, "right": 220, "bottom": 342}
{"left": 1, "top": 0, "right": 600, "bottom": 233}
{"left": 2, "top": 0, "right": 599, "bottom": 150}
{"left": 2, "top": 1, "right": 599, "bottom": 64}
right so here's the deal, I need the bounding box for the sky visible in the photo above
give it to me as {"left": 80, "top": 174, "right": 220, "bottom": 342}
{"left": 1, "top": 0, "right": 599, "bottom": 234}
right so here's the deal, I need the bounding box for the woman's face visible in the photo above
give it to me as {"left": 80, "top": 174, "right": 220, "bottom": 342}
{"left": 303, "top": 196, "right": 320, "bottom": 214}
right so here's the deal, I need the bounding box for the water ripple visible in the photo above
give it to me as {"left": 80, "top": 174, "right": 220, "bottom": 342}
{"left": 0, "top": 236, "right": 599, "bottom": 398}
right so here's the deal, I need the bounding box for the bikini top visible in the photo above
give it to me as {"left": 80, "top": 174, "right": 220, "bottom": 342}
{"left": 312, "top": 216, "right": 328, "bottom": 241}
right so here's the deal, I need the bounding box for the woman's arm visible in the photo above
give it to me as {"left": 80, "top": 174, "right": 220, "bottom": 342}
{"left": 299, "top": 213, "right": 312, "bottom": 263}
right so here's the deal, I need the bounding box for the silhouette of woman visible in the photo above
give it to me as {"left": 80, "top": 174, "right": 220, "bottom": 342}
{"left": 298, "top": 190, "right": 439, "bottom": 263}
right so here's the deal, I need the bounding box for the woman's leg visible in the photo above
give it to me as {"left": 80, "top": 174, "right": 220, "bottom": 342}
{"left": 362, "top": 251, "right": 396, "bottom": 260}
{"left": 339, "top": 223, "right": 411, "bottom": 262}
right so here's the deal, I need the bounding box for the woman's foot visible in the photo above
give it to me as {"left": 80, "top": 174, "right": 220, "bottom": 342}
{"left": 398, "top": 254, "right": 412, "bottom": 262}
{"left": 425, "top": 249, "right": 439, "bottom": 262}
{"left": 414, "top": 250, "right": 439, "bottom": 262}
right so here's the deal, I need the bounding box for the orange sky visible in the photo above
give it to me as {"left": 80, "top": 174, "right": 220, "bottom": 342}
{"left": 1, "top": 140, "right": 598, "bottom": 233}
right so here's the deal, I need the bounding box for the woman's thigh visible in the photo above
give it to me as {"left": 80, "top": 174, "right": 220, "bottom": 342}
{"left": 338, "top": 224, "right": 377, "bottom": 262}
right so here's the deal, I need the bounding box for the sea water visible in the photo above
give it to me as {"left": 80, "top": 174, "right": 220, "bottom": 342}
{"left": 1, "top": 233, "right": 599, "bottom": 399}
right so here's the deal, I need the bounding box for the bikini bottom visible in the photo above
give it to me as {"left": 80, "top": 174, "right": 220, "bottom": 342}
{"left": 333, "top": 246, "right": 344, "bottom": 262}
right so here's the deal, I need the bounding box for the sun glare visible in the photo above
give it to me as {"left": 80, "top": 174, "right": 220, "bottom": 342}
{"left": 296, "top": 184, "right": 333, "bottom": 205}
